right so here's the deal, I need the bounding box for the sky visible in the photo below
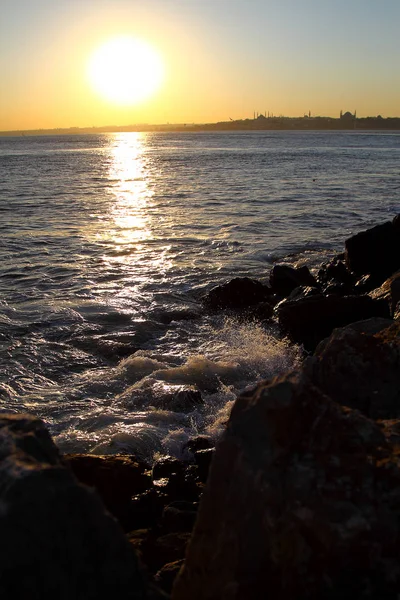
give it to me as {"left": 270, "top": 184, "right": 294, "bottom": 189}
{"left": 1, "top": 0, "right": 400, "bottom": 130}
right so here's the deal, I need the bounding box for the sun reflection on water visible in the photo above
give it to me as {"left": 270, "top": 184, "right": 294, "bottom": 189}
{"left": 107, "top": 132, "right": 152, "bottom": 245}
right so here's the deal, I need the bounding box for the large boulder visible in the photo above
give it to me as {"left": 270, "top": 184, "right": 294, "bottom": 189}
{"left": 304, "top": 319, "right": 400, "bottom": 419}
{"left": 173, "top": 372, "right": 400, "bottom": 600}
{"left": 276, "top": 292, "right": 390, "bottom": 351}
{"left": 203, "top": 277, "right": 272, "bottom": 311}
{"left": 0, "top": 414, "right": 154, "bottom": 599}
{"left": 344, "top": 215, "right": 400, "bottom": 280}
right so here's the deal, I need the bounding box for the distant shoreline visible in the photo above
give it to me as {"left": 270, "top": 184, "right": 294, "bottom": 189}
{"left": 1, "top": 115, "right": 400, "bottom": 137}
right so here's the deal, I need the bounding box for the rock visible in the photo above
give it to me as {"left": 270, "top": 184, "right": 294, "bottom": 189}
{"left": 285, "top": 285, "right": 321, "bottom": 303}
{"left": 151, "top": 532, "right": 191, "bottom": 572}
{"left": 369, "top": 270, "right": 400, "bottom": 316}
{"left": 276, "top": 292, "right": 390, "bottom": 351}
{"left": 354, "top": 273, "right": 385, "bottom": 294}
{"left": 152, "top": 457, "right": 202, "bottom": 503}
{"left": 150, "top": 383, "right": 203, "bottom": 412}
{"left": 161, "top": 501, "right": 198, "bottom": 533}
{"left": 318, "top": 259, "right": 355, "bottom": 291}
{"left": 395, "top": 302, "right": 400, "bottom": 320}
{"left": 203, "top": 277, "right": 272, "bottom": 311}
{"left": 269, "top": 264, "right": 318, "bottom": 297}
{"left": 130, "top": 488, "right": 169, "bottom": 530}
{"left": 152, "top": 456, "right": 185, "bottom": 482}
{"left": 194, "top": 448, "right": 214, "bottom": 483}
{"left": 64, "top": 454, "right": 151, "bottom": 529}
{"left": 173, "top": 372, "right": 400, "bottom": 600}
{"left": 344, "top": 216, "right": 400, "bottom": 280}
{"left": 155, "top": 560, "right": 184, "bottom": 594}
{"left": 0, "top": 414, "right": 152, "bottom": 599}
{"left": 247, "top": 300, "right": 274, "bottom": 321}
{"left": 184, "top": 436, "right": 214, "bottom": 454}
{"left": 304, "top": 320, "right": 400, "bottom": 420}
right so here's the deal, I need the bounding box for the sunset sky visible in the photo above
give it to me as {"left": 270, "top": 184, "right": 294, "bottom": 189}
{"left": 1, "top": 0, "right": 399, "bottom": 131}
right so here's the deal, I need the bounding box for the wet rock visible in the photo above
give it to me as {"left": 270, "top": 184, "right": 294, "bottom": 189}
{"left": 64, "top": 454, "right": 151, "bottom": 528}
{"left": 184, "top": 436, "right": 214, "bottom": 454}
{"left": 369, "top": 270, "right": 400, "bottom": 316}
{"left": 70, "top": 334, "right": 138, "bottom": 360}
{"left": 173, "top": 372, "right": 400, "bottom": 600}
{"left": 305, "top": 319, "right": 400, "bottom": 420}
{"left": 285, "top": 285, "right": 321, "bottom": 303}
{"left": 203, "top": 277, "right": 272, "bottom": 311}
{"left": 318, "top": 259, "right": 355, "bottom": 291}
{"left": 269, "top": 264, "right": 318, "bottom": 297}
{"left": 155, "top": 560, "right": 184, "bottom": 594}
{"left": 247, "top": 300, "right": 274, "bottom": 321}
{"left": 149, "top": 383, "right": 203, "bottom": 412}
{"left": 0, "top": 414, "right": 151, "bottom": 599}
{"left": 152, "top": 456, "right": 185, "bottom": 481}
{"left": 345, "top": 215, "right": 400, "bottom": 280}
{"left": 276, "top": 292, "right": 390, "bottom": 351}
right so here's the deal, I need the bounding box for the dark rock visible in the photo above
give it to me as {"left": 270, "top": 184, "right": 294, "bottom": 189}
{"left": 247, "top": 300, "right": 274, "bottom": 321}
{"left": 369, "top": 270, "right": 400, "bottom": 316}
{"left": 64, "top": 454, "right": 151, "bottom": 528}
{"left": 203, "top": 277, "right": 272, "bottom": 311}
{"left": 151, "top": 532, "right": 191, "bottom": 572}
{"left": 323, "top": 281, "right": 350, "bottom": 295}
{"left": 150, "top": 384, "right": 203, "bottom": 412}
{"left": 155, "top": 560, "right": 184, "bottom": 594}
{"left": 0, "top": 414, "right": 151, "bottom": 599}
{"left": 173, "top": 372, "right": 400, "bottom": 600}
{"left": 344, "top": 216, "right": 400, "bottom": 280}
{"left": 269, "top": 264, "right": 318, "bottom": 297}
{"left": 318, "top": 259, "right": 355, "bottom": 290}
{"left": 152, "top": 458, "right": 202, "bottom": 504}
{"left": 153, "top": 468, "right": 202, "bottom": 504}
{"left": 305, "top": 319, "right": 400, "bottom": 419}
{"left": 395, "top": 302, "right": 400, "bottom": 320}
{"left": 71, "top": 335, "right": 138, "bottom": 360}
{"left": 162, "top": 501, "right": 198, "bottom": 533}
{"left": 284, "top": 285, "right": 320, "bottom": 303}
{"left": 354, "top": 273, "right": 384, "bottom": 294}
{"left": 152, "top": 456, "right": 185, "bottom": 482}
{"left": 194, "top": 448, "right": 215, "bottom": 483}
{"left": 276, "top": 292, "right": 390, "bottom": 351}
{"left": 122, "top": 381, "right": 203, "bottom": 412}
{"left": 184, "top": 436, "right": 214, "bottom": 454}
{"left": 129, "top": 488, "right": 169, "bottom": 530}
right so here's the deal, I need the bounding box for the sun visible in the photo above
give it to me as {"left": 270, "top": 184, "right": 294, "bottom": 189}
{"left": 88, "top": 36, "right": 164, "bottom": 105}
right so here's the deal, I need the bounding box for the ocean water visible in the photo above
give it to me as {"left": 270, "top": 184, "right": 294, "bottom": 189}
{"left": 1, "top": 130, "right": 399, "bottom": 460}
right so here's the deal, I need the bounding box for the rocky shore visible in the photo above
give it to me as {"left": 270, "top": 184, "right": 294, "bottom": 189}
{"left": 1, "top": 215, "right": 400, "bottom": 598}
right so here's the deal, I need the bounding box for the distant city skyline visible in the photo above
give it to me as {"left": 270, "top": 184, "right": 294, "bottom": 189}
{"left": 1, "top": 0, "right": 400, "bottom": 131}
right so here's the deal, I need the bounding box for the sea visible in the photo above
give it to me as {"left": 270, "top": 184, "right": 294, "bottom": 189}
{"left": 1, "top": 130, "right": 399, "bottom": 461}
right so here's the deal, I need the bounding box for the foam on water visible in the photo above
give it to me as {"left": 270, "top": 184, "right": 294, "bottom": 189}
{"left": 45, "top": 318, "right": 301, "bottom": 461}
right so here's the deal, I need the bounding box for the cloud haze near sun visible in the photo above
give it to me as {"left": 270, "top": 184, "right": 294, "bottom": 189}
{"left": 1, "top": 0, "right": 400, "bottom": 130}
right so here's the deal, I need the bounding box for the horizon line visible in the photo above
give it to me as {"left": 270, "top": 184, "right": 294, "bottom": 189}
{"left": 1, "top": 113, "right": 400, "bottom": 136}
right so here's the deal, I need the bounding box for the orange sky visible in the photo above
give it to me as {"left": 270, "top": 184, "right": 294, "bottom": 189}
{"left": 1, "top": 0, "right": 400, "bottom": 131}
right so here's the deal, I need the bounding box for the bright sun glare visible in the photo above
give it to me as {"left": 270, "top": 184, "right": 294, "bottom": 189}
{"left": 88, "top": 36, "right": 164, "bottom": 105}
